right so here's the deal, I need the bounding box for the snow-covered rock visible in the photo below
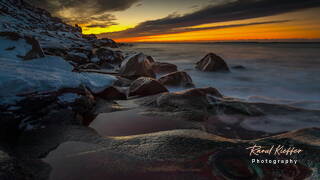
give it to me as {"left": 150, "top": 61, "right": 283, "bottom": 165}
{"left": 0, "top": 35, "right": 116, "bottom": 105}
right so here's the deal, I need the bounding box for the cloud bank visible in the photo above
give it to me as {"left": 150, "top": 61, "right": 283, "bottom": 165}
{"left": 103, "top": 0, "right": 320, "bottom": 39}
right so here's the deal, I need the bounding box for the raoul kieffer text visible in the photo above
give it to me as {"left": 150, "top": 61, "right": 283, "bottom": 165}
{"left": 246, "top": 144, "right": 303, "bottom": 156}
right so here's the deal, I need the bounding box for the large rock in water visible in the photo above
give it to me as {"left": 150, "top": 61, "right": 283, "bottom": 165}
{"left": 151, "top": 62, "right": 178, "bottom": 74}
{"left": 156, "top": 87, "right": 223, "bottom": 111}
{"left": 196, "top": 53, "right": 230, "bottom": 72}
{"left": 129, "top": 77, "right": 168, "bottom": 97}
{"left": 119, "top": 53, "right": 155, "bottom": 79}
{"left": 158, "top": 71, "right": 194, "bottom": 88}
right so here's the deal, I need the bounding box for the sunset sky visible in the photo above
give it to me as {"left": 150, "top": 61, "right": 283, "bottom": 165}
{"left": 28, "top": 0, "right": 320, "bottom": 42}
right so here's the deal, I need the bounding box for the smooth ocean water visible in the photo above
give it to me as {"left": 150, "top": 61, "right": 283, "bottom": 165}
{"left": 123, "top": 43, "right": 320, "bottom": 110}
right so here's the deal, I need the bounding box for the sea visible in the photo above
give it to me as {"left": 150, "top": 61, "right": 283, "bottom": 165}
{"left": 122, "top": 42, "right": 320, "bottom": 110}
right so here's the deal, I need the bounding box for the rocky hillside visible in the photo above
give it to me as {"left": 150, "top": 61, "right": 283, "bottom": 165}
{"left": 0, "top": 0, "right": 117, "bottom": 49}
{"left": 0, "top": 0, "right": 125, "bottom": 104}
{"left": 0, "top": 0, "right": 120, "bottom": 72}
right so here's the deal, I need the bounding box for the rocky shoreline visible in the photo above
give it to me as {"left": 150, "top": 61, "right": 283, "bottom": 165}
{"left": 1, "top": 0, "right": 320, "bottom": 179}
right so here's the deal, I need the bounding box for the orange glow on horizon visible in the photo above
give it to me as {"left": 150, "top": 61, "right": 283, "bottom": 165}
{"left": 114, "top": 22, "right": 320, "bottom": 42}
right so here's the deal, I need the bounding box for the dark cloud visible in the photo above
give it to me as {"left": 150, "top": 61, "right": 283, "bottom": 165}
{"left": 27, "top": 0, "right": 139, "bottom": 24}
{"left": 103, "top": 0, "right": 320, "bottom": 38}
{"left": 63, "top": 14, "right": 117, "bottom": 24}
{"left": 27, "top": 0, "right": 139, "bottom": 14}
{"left": 174, "top": 20, "right": 293, "bottom": 33}
{"left": 27, "top": 0, "right": 139, "bottom": 27}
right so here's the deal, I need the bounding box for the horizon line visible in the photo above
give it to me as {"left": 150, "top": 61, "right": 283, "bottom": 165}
{"left": 116, "top": 39, "right": 320, "bottom": 44}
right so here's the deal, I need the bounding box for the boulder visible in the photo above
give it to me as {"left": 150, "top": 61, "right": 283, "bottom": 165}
{"left": 14, "top": 87, "right": 96, "bottom": 128}
{"left": 156, "top": 87, "right": 223, "bottom": 111}
{"left": 158, "top": 71, "right": 194, "bottom": 87}
{"left": 94, "top": 86, "right": 127, "bottom": 100}
{"left": 151, "top": 87, "right": 262, "bottom": 117}
{"left": 119, "top": 53, "right": 155, "bottom": 79}
{"left": 151, "top": 62, "right": 178, "bottom": 74}
{"left": 196, "top": 53, "right": 230, "bottom": 72}
{"left": 129, "top": 77, "right": 168, "bottom": 97}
